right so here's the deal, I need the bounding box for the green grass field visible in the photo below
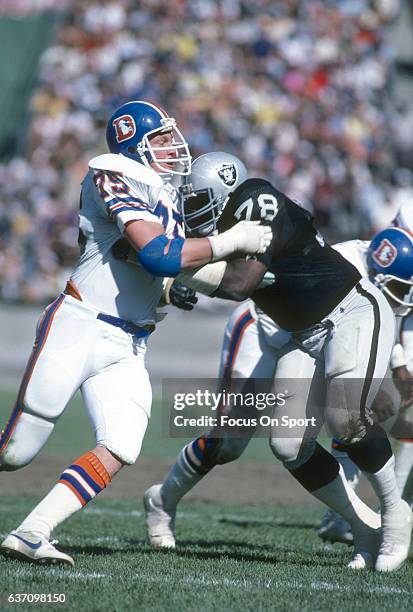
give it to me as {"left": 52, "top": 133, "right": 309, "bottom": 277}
{"left": 1, "top": 390, "right": 412, "bottom": 611}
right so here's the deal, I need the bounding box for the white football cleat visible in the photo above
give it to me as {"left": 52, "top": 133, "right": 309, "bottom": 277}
{"left": 1, "top": 530, "right": 74, "bottom": 566}
{"left": 375, "top": 500, "right": 412, "bottom": 572}
{"left": 318, "top": 509, "right": 353, "bottom": 545}
{"left": 143, "top": 484, "right": 176, "bottom": 549}
{"left": 347, "top": 525, "right": 381, "bottom": 570}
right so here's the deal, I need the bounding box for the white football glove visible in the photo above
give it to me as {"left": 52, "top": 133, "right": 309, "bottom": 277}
{"left": 208, "top": 221, "right": 273, "bottom": 262}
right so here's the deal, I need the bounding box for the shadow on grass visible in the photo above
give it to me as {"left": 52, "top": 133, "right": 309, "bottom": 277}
{"left": 217, "top": 517, "right": 319, "bottom": 530}
{"left": 60, "top": 537, "right": 346, "bottom": 568}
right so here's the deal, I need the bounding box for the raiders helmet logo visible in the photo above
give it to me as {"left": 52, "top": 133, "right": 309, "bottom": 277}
{"left": 113, "top": 114, "right": 136, "bottom": 143}
{"left": 372, "top": 239, "right": 397, "bottom": 268}
{"left": 218, "top": 163, "right": 237, "bottom": 187}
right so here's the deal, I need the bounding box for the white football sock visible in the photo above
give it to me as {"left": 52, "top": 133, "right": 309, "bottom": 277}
{"left": 393, "top": 439, "right": 413, "bottom": 494}
{"left": 16, "top": 451, "right": 110, "bottom": 539}
{"left": 311, "top": 465, "right": 380, "bottom": 531}
{"left": 17, "top": 483, "right": 82, "bottom": 539}
{"left": 331, "top": 447, "right": 360, "bottom": 490}
{"left": 402, "top": 468, "right": 413, "bottom": 506}
{"left": 365, "top": 455, "right": 402, "bottom": 514}
{"left": 161, "top": 446, "right": 207, "bottom": 510}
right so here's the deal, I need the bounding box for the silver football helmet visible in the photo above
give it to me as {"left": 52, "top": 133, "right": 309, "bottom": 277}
{"left": 181, "top": 152, "right": 248, "bottom": 236}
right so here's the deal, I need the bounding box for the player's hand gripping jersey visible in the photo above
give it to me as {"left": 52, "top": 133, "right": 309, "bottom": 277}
{"left": 71, "top": 153, "right": 184, "bottom": 327}
{"left": 217, "top": 179, "right": 361, "bottom": 331}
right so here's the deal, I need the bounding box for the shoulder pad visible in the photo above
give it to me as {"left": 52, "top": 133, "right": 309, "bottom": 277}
{"left": 88, "top": 154, "right": 163, "bottom": 188}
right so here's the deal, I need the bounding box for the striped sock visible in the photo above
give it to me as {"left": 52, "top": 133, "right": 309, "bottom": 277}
{"left": 160, "top": 436, "right": 219, "bottom": 510}
{"left": 58, "top": 451, "right": 111, "bottom": 506}
{"left": 17, "top": 451, "right": 111, "bottom": 539}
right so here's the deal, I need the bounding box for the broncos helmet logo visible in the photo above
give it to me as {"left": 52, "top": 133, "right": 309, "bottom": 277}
{"left": 372, "top": 239, "right": 398, "bottom": 268}
{"left": 217, "top": 163, "right": 237, "bottom": 187}
{"left": 112, "top": 115, "right": 136, "bottom": 143}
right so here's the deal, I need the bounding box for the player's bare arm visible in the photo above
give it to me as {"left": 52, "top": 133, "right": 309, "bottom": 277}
{"left": 212, "top": 258, "right": 267, "bottom": 301}
{"left": 124, "top": 219, "right": 212, "bottom": 268}
{"left": 125, "top": 218, "right": 272, "bottom": 276}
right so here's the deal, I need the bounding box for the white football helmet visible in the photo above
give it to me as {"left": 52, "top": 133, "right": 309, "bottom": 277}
{"left": 181, "top": 152, "right": 248, "bottom": 236}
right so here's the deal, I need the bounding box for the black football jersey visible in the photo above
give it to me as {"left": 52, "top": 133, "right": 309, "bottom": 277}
{"left": 217, "top": 179, "right": 361, "bottom": 331}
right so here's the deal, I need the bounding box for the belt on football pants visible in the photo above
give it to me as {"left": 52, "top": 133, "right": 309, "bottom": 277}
{"left": 64, "top": 280, "right": 151, "bottom": 339}
{"left": 96, "top": 312, "right": 151, "bottom": 339}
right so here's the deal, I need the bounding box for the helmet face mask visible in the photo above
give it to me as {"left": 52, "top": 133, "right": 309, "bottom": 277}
{"left": 181, "top": 152, "right": 248, "bottom": 237}
{"left": 181, "top": 183, "right": 226, "bottom": 237}
{"left": 373, "top": 273, "right": 413, "bottom": 314}
{"left": 107, "top": 101, "right": 191, "bottom": 176}
{"left": 137, "top": 118, "right": 191, "bottom": 175}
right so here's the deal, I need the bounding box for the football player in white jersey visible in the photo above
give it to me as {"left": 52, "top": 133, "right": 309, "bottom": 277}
{"left": 318, "top": 232, "right": 413, "bottom": 544}
{"left": 0, "top": 104, "right": 272, "bottom": 566}
{"left": 389, "top": 199, "right": 413, "bottom": 506}
{"left": 146, "top": 232, "right": 413, "bottom": 560}
{"left": 144, "top": 152, "right": 413, "bottom": 572}
{"left": 158, "top": 209, "right": 413, "bottom": 548}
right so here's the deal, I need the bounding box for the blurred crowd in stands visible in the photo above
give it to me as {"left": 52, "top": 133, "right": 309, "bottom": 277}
{"left": 0, "top": 0, "right": 412, "bottom": 303}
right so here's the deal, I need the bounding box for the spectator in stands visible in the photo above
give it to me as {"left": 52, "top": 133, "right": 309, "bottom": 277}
{"left": 0, "top": 0, "right": 411, "bottom": 303}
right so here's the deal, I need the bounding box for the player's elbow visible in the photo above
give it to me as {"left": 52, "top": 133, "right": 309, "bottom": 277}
{"left": 217, "top": 277, "right": 257, "bottom": 301}
{"left": 137, "top": 235, "right": 184, "bottom": 277}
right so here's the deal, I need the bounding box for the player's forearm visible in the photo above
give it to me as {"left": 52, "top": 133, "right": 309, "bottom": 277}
{"left": 180, "top": 237, "right": 213, "bottom": 269}
{"left": 181, "top": 219, "right": 272, "bottom": 268}
{"left": 125, "top": 219, "right": 271, "bottom": 279}
{"left": 213, "top": 259, "right": 267, "bottom": 301}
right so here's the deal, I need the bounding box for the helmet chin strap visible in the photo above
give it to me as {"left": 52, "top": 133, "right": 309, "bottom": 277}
{"left": 133, "top": 143, "right": 173, "bottom": 176}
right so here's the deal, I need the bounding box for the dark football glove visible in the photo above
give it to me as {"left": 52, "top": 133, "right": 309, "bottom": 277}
{"left": 169, "top": 280, "right": 198, "bottom": 311}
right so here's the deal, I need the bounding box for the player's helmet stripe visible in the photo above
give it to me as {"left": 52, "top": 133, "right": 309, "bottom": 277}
{"left": 143, "top": 100, "right": 169, "bottom": 119}
{"left": 393, "top": 226, "right": 413, "bottom": 245}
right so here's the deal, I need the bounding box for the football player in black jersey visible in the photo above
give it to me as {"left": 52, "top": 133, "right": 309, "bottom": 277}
{"left": 144, "top": 152, "right": 412, "bottom": 572}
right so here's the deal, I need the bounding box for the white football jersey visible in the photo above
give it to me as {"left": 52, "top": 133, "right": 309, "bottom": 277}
{"left": 70, "top": 154, "right": 184, "bottom": 326}
{"left": 332, "top": 239, "right": 369, "bottom": 277}
{"left": 255, "top": 238, "right": 413, "bottom": 369}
